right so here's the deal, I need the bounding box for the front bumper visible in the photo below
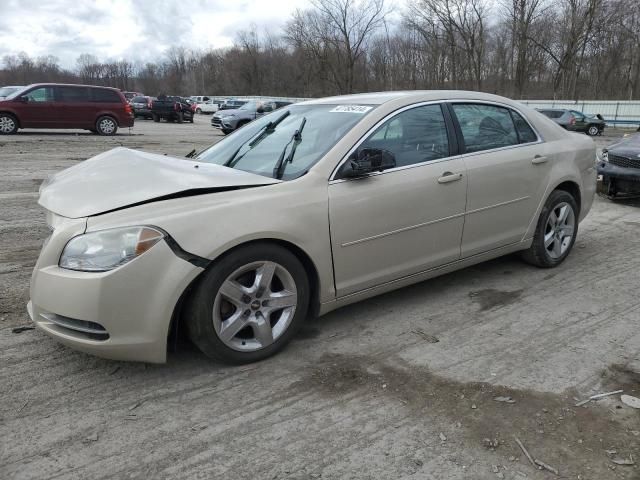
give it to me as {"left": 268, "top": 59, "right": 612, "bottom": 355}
{"left": 211, "top": 116, "right": 235, "bottom": 130}
{"left": 29, "top": 226, "right": 202, "bottom": 363}
{"left": 597, "top": 162, "right": 640, "bottom": 196}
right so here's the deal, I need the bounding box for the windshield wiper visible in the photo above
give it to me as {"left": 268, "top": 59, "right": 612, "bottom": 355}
{"left": 273, "top": 117, "right": 306, "bottom": 180}
{"left": 224, "top": 110, "right": 290, "bottom": 167}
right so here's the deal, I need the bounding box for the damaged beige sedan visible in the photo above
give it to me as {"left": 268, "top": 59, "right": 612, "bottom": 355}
{"left": 29, "top": 91, "right": 596, "bottom": 364}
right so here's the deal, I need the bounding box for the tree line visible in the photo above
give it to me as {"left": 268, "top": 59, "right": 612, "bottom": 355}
{"left": 1, "top": 0, "right": 638, "bottom": 101}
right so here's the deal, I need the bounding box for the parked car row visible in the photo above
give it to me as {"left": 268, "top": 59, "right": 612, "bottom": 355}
{"left": 0, "top": 83, "right": 134, "bottom": 135}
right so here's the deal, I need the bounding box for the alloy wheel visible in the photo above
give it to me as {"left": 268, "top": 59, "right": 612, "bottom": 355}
{"left": 588, "top": 125, "right": 599, "bottom": 136}
{"left": 0, "top": 115, "right": 16, "bottom": 133}
{"left": 544, "top": 202, "right": 575, "bottom": 259}
{"left": 212, "top": 261, "right": 297, "bottom": 352}
{"left": 99, "top": 118, "right": 116, "bottom": 134}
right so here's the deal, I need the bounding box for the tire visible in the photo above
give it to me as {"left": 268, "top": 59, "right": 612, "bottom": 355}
{"left": 196, "top": 108, "right": 202, "bottom": 114}
{"left": 152, "top": 114, "right": 160, "bottom": 122}
{"left": 221, "top": 128, "right": 232, "bottom": 135}
{"left": 587, "top": 124, "right": 599, "bottom": 136}
{"left": 0, "top": 113, "right": 19, "bottom": 134}
{"left": 186, "top": 243, "right": 310, "bottom": 364}
{"left": 177, "top": 112, "right": 184, "bottom": 124}
{"left": 95, "top": 116, "right": 118, "bottom": 136}
{"left": 521, "top": 190, "right": 578, "bottom": 268}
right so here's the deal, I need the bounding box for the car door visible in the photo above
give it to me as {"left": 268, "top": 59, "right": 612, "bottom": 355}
{"left": 328, "top": 103, "right": 467, "bottom": 297}
{"left": 570, "top": 110, "right": 587, "bottom": 132}
{"left": 448, "top": 102, "right": 552, "bottom": 257}
{"left": 16, "top": 86, "right": 56, "bottom": 127}
{"left": 55, "top": 86, "right": 92, "bottom": 128}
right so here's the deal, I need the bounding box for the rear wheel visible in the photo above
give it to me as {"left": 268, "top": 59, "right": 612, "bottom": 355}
{"left": 95, "top": 116, "right": 118, "bottom": 136}
{"left": 177, "top": 112, "right": 184, "bottom": 124}
{"left": 0, "top": 113, "right": 18, "bottom": 134}
{"left": 152, "top": 113, "right": 160, "bottom": 122}
{"left": 521, "top": 190, "right": 578, "bottom": 268}
{"left": 186, "top": 243, "right": 310, "bottom": 364}
{"left": 196, "top": 108, "right": 202, "bottom": 114}
{"left": 587, "top": 124, "right": 599, "bottom": 136}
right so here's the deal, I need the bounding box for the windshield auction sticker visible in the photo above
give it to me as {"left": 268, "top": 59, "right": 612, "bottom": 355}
{"left": 330, "top": 105, "right": 373, "bottom": 113}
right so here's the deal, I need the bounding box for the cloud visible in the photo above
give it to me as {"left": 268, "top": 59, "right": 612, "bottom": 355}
{"left": 0, "top": 0, "right": 310, "bottom": 69}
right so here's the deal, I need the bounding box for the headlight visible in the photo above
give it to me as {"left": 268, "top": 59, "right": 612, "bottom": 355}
{"left": 59, "top": 226, "right": 164, "bottom": 272}
{"left": 222, "top": 114, "right": 236, "bottom": 119}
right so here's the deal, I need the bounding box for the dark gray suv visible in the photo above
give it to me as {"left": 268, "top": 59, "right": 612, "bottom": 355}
{"left": 537, "top": 109, "right": 605, "bottom": 136}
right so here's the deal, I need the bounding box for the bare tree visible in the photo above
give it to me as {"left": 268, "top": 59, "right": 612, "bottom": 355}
{"left": 287, "top": 0, "right": 390, "bottom": 93}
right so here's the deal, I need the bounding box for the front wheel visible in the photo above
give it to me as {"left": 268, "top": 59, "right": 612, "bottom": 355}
{"left": 95, "top": 116, "right": 118, "bottom": 135}
{"left": 196, "top": 108, "right": 202, "bottom": 114}
{"left": 521, "top": 190, "right": 578, "bottom": 268}
{"left": 152, "top": 113, "right": 160, "bottom": 122}
{"left": 587, "top": 124, "right": 599, "bottom": 136}
{"left": 186, "top": 243, "right": 310, "bottom": 364}
{"left": 0, "top": 113, "right": 19, "bottom": 134}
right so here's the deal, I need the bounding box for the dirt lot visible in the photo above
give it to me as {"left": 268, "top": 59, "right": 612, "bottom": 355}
{"left": 1, "top": 120, "right": 639, "bottom": 480}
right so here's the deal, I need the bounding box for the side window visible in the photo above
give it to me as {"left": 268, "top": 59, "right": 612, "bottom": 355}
{"left": 24, "top": 87, "right": 54, "bottom": 102}
{"left": 56, "top": 87, "right": 90, "bottom": 102}
{"left": 91, "top": 89, "right": 121, "bottom": 103}
{"left": 359, "top": 104, "right": 450, "bottom": 168}
{"left": 452, "top": 103, "right": 519, "bottom": 153}
{"left": 510, "top": 110, "right": 538, "bottom": 144}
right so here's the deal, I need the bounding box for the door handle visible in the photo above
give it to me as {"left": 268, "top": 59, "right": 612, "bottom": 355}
{"left": 437, "top": 172, "right": 463, "bottom": 184}
{"left": 532, "top": 155, "right": 548, "bottom": 165}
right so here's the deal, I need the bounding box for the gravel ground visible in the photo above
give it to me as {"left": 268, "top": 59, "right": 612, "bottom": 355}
{"left": 1, "top": 120, "right": 639, "bottom": 480}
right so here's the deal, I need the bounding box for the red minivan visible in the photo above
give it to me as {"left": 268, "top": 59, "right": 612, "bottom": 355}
{"left": 0, "top": 83, "right": 134, "bottom": 135}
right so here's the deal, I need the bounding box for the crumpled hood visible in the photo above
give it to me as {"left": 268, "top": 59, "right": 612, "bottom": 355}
{"left": 608, "top": 133, "right": 640, "bottom": 156}
{"left": 39, "top": 147, "right": 280, "bottom": 218}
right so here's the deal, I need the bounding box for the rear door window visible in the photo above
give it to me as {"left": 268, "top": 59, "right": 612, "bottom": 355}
{"left": 56, "top": 86, "right": 90, "bottom": 102}
{"left": 91, "top": 89, "right": 122, "bottom": 103}
{"left": 510, "top": 110, "right": 538, "bottom": 144}
{"left": 452, "top": 103, "right": 519, "bottom": 153}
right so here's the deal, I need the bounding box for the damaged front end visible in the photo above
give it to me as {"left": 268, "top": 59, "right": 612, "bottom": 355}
{"left": 597, "top": 151, "right": 640, "bottom": 199}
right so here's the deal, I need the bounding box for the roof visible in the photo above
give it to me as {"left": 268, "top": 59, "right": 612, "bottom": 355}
{"left": 24, "top": 83, "right": 120, "bottom": 91}
{"left": 300, "top": 90, "right": 526, "bottom": 106}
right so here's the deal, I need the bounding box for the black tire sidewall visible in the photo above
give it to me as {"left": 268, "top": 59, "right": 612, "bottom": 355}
{"left": 532, "top": 190, "right": 579, "bottom": 267}
{"left": 0, "top": 113, "right": 19, "bottom": 134}
{"left": 186, "top": 243, "right": 310, "bottom": 364}
{"left": 587, "top": 125, "right": 599, "bottom": 136}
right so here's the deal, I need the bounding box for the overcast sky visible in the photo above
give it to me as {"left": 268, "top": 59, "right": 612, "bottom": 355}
{"left": 0, "top": 0, "right": 312, "bottom": 69}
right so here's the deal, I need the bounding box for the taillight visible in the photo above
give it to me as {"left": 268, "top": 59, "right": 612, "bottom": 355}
{"left": 174, "top": 103, "right": 180, "bottom": 111}
{"left": 125, "top": 103, "right": 133, "bottom": 115}
{"left": 569, "top": 115, "right": 576, "bottom": 125}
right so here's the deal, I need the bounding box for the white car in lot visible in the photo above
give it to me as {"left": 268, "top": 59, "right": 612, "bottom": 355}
{"left": 194, "top": 100, "right": 219, "bottom": 114}
{"left": 29, "top": 91, "right": 596, "bottom": 364}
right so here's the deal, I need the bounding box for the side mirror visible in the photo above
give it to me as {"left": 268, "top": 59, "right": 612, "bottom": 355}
{"left": 341, "top": 148, "right": 396, "bottom": 178}
{"left": 256, "top": 107, "right": 265, "bottom": 114}
{"left": 19, "top": 96, "right": 29, "bottom": 103}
